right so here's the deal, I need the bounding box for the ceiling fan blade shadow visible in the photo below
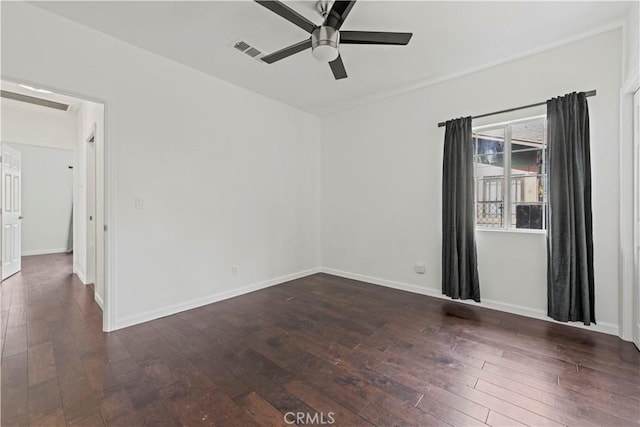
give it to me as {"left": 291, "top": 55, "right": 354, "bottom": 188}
{"left": 255, "top": 0, "right": 317, "bottom": 33}
{"left": 329, "top": 55, "right": 348, "bottom": 80}
{"left": 340, "top": 31, "right": 413, "bottom": 45}
{"left": 261, "top": 39, "right": 312, "bottom": 63}
{"left": 324, "top": 0, "right": 357, "bottom": 30}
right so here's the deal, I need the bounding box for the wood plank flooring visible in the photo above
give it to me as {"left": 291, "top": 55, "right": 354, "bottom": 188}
{"left": 1, "top": 253, "right": 639, "bottom": 426}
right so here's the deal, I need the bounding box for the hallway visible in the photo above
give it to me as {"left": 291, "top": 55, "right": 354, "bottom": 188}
{"left": 1, "top": 253, "right": 106, "bottom": 425}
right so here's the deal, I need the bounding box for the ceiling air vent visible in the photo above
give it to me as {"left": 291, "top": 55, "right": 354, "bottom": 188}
{"left": 234, "top": 41, "right": 251, "bottom": 52}
{"left": 232, "top": 40, "right": 264, "bottom": 61}
{"left": 1, "top": 90, "right": 69, "bottom": 111}
{"left": 245, "top": 47, "right": 261, "bottom": 58}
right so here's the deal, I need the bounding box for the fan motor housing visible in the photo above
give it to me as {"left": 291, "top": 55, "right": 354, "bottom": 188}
{"left": 311, "top": 26, "right": 340, "bottom": 61}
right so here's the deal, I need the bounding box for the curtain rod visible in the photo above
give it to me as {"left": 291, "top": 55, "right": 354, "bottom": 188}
{"left": 437, "top": 90, "right": 597, "bottom": 128}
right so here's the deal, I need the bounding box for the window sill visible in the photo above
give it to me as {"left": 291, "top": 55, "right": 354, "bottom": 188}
{"left": 476, "top": 228, "right": 546, "bottom": 236}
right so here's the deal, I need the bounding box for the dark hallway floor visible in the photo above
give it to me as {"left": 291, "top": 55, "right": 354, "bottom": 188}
{"left": 1, "top": 253, "right": 639, "bottom": 426}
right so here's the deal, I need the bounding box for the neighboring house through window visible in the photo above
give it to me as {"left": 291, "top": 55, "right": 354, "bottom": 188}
{"left": 473, "top": 116, "right": 547, "bottom": 230}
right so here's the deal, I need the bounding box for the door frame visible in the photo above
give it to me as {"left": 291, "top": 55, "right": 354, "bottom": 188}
{"left": 85, "top": 126, "right": 97, "bottom": 287}
{"left": 620, "top": 69, "right": 640, "bottom": 344}
{"left": 633, "top": 87, "right": 640, "bottom": 349}
{"left": 1, "top": 76, "right": 115, "bottom": 332}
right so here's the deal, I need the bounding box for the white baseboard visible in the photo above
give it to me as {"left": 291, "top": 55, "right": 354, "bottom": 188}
{"left": 94, "top": 291, "right": 104, "bottom": 311}
{"left": 75, "top": 268, "right": 88, "bottom": 285}
{"left": 113, "top": 267, "right": 322, "bottom": 331}
{"left": 22, "top": 248, "right": 68, "bottom": 256}
{"left": 321, "top": 267, "right": 620, "bottom": 337}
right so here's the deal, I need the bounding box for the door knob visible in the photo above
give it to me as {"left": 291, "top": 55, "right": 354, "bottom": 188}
{"left": 18, "top": 216, "right": 23, "bottom": 220}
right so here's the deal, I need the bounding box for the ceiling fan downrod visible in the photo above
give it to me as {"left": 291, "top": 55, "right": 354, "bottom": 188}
{"left": 315, "top": 0, "right": 332, "bottom": 18}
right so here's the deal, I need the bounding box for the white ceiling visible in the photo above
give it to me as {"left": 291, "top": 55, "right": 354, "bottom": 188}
{"left": 31, "top": 1, "right": 631, "bottom": 116}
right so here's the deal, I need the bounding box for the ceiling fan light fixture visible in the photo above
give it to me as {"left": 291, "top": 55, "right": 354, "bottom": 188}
{"left": 311, "top": 26, "right": 339, "bottom": 62}
{"left": 312, "top": 44, "right": 339, "bottom": 62}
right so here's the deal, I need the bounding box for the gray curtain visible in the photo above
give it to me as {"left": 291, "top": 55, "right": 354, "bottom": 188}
{"left": 546, "top": 92, "right": 595, "bottom": 325}
{"left": 442, "top": 117, "right": 480, "bottom": 302}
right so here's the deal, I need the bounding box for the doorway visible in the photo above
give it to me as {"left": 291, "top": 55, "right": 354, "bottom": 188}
{"left": 86, "top": 127, "right": 97, "bottom": 288}
{"left": 0, "top": 78, "right": 108, "bottom": 329}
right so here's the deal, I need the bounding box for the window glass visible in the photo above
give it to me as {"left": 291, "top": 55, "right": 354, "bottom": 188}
{"left": 473, "top": 118, "right": 546, "bottom": 231}
{"left": 474, "top": 128, "right": 505, "bottom": 229}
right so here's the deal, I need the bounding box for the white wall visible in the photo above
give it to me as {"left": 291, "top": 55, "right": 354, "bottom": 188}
{"left": 1, "top": 99, "right": 77, "bottom": 150}
{"left": 321, "top": 29, "right": 622, "bottom": 334}
{"left": 4, "top": 143, "right": 73, "bottom": 256}
{"left": 1, "top": 2, "right": 321, "bottom": 330}
{"left": 624, "top": 2, "right": 639, "bottom": 84}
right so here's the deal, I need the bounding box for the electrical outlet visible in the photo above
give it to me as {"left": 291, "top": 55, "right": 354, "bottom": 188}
{"left": 232, "top": 265, "right": 239, "bottom": 276}
{"left": 135, "top": 196, "right": 144, "bottom": 209}
{"left": 414, "top": 262, "right": 426, "bottom": 274}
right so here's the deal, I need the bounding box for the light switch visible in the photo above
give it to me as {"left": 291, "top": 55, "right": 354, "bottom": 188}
{"left": 135, "top": 196, "right": 144, "bottom": 209}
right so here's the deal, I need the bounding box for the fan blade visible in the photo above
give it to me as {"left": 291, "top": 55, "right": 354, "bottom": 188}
{"left": 254, "top": 1, "right": 316, "bottom": 34}
{"left": 329, "top": 55, "right": 347, "bottom": 80}
{"left": 261, "top": 39, "right": 312, "bottom": 64}
{"left": 340, "top": 31, "right": 413, "bottom": 45}
{"left": 324, "top": 0, "right": 356, "bottom": 30}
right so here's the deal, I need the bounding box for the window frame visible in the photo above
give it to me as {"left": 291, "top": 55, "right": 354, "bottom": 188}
{"left": 472, "top": 115, "right": 547, "bottom": 234}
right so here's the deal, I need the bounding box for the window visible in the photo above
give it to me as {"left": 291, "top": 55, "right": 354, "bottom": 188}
{"left": 473, "top": 117, "right": 547, "bottom": 231}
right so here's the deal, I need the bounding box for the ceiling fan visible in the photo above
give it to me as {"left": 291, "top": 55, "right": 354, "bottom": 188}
{"left": 255, "top": 0, "right": 413, "bottom": 80}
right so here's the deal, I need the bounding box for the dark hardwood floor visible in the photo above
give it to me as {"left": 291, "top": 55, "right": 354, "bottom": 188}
{"left": 1, "top": 253, "right": 639, "bottom": 426}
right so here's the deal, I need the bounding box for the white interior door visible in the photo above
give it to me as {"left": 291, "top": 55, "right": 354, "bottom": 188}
{"left": 86, "top": 135, "right": 96, "bottom": 284}
{"left": 2, "top": 145, "right": 21, "bottom": 280}
{"left": 633, "top": 89, "right": 640, "bottom": 349}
